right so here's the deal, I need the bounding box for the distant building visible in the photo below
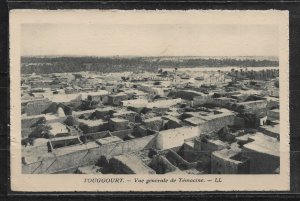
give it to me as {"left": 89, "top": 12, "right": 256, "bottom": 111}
{"left": 108, "top": 93, "right": 132, "bottom": 106}
{"left": 85, "top": 90, "right": 110, "bottom": 103}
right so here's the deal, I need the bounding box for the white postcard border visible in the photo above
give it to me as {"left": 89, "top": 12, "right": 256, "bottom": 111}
{"left": 10, "top": 10, "right": 290, "bottom": 192}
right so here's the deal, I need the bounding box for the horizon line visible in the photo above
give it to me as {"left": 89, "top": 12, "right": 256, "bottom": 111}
{"left": 21, "top": 55, "right": 279, "bottom": 58}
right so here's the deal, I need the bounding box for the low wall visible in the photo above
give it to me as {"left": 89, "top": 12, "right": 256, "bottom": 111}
{"left": 198, "top": 114, "right": 236, "bottom": 134}
{"left": 240, "top": 100, "right": 267, "bottom": 108}
{"left": 237, "top": 100, "right": 268, "bottom": 115}
{"left": 193, "top": 96, "right": 214, "bottom": 106}
{"left": 25, "top": 101, "right": 55, "bottom": 116}
{"left": 81, "top": 131, "right": 109, "bottom": 143}
{"left": 81, "top": 129, "right": 133, "bottom": 143}
{"left": 194, "top": 96, "right": 236, "bottom": 108}
{"left": 111, "top": 129, "right": 134, "bottom": 140}
{"left": 22, "top": 134, "right": 157, "bottom": 174}
{"left": 147, "top": 98, "right": 182, "bottom": 109}
{"left": 113, "top": 112, "right": 137, "bottom": 122}
{"left": 174, "top": 90, "right": 204, "bottom": 101}
{"left": 212, "top": 98, "right": 235, "bottom": 107}
{"left": 79, "top": 122, "right": 109, "bottom": 134}
{"left": 121, "top": 99, "right": 148, "bottom": 108}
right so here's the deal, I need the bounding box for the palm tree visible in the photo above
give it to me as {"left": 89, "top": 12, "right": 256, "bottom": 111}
{"left": 235, "top": 70, "right": 238, "bottom": 82}
{"left": 231, "top": 68, "right": 235, "bottom": 75}
{"left": 250, "top": 70, "right": 254, "bottom": 80}
{"left": 240, "top": 69, "right": 243, "bottom": 78}
{"left": 262, "top": 69, "right": 266, "bottom": 80}
{"left": 174, "top": 67, "right": 178, "bottom": 84}
{"left": 230, "top": 68, "right": 235, "bottom": 82}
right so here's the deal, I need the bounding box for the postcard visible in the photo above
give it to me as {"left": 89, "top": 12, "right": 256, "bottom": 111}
{"left": 10, "top": 9, "right": 289, "bottom": 191}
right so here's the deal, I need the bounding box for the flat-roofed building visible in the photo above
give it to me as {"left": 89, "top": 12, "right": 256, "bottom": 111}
{"left": 78, "top": 118, "right": 108, "bottom": 134}
{"left": 211, "top": 148, "right": 250, "bottom": 174}
{"left": 48, "top": 122, "right": 70, "bottom": 138}
{"left": 109, "top": 118, "right": 129, "bottom": 131}
{"left": 109, "top": 154, "right": 156, "bottom": 174}
{"left": 108, "top": 93, "right": 131, "bottom": 106}
{"left": 242, "top": 132, "right": 279, "bottom": 174}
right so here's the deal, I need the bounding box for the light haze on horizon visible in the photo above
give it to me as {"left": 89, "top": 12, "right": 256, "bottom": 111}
{"left": 21, "top": 24, "right": 279, "bottom": 57}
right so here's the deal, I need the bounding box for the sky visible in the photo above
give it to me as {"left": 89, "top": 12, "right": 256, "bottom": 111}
{"left": 21, "top": 24, "right": 279, "bottom": 57}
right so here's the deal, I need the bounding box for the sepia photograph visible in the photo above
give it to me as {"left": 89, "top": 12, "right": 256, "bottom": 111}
{"left": 10, "top": 10, "right": 290, "bottom": 191}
